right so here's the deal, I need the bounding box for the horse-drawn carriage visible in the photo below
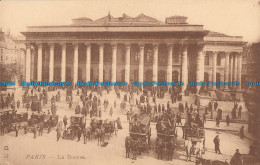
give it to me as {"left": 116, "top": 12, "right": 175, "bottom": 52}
{"left": 125, "top": 113, "right": 151, "bottom": 160}
{"left": 9, "top": 112, "right": 29, "bottom": 132}
{"left": 183, "top": 114, "right": 205, "bottom": 161}
{"left": 26, "top": 112, "right": 46, "bottom": 133}
{"left": 63, "top": 114, "right": 85, "bottom": 140}
{"left": 0, "top": 109, "right": 16, "bottom": 133}
{"left": 42, "top": 114, "right": 59, "bottom": 132}
{"left": 129, "top": 113, "right": 151, "bottom": 152}
{"left": 155, "top": 112, "right": 177, "bottom": 160}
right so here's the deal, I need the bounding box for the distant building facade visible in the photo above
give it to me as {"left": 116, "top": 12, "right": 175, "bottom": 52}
{"left": 242, "top": 42, "right": 260, "bottom": 138}
{"left": 0, "top": 31, "right": 26, "bottom": 82}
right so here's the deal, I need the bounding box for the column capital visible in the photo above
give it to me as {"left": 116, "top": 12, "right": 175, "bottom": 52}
{"left": 72, "top": 42, "right": 79, "bottom": 49}
{"left": 181, "top": 43, "right": 188, "bottom": 51}
{"left": 111, "top": 43, "right": 118, "bottom": 48}
{"left": 125, "top": 43, "right": 131, "bottom": 49}
{"left": 25, "top": 43, "right": 31, "bottom": 48}
{"left": 212, "top": 51, "right": 218, "bottom": 55}
{"left": 36, "top": 43, "right": 43, "bottom": 48}
{"left": 197, "top": 44, "right": 204, "bottom": 51}
{"left": 48, "top": 43, "right": 55, "bottom": 49}
{"left": 98, "top": 43, "right": 104, "bottom": 48}
{"left": 138, "top": 43, "right": 145, "bottom": 49}
{"left": 59, "top": 43, "right": 67, "bottom": 47}
{"left": 167, "top": 44, "right": 174, "bottom": 50}
{"left": 84, "top": 43, "right": 91, "bottom": 47}
{"left": 225, "top": 51, "right": 231, "bottom": 57}
{"left": 153, "top": 44, "right": 159, "bottom": 50}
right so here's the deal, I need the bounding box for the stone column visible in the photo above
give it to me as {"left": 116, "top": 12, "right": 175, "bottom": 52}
{"left": 37, "top": 43, "right": 42, "bottom": 82}
{"left": 98, "top": 43, "right": 104, "bottom": 82}
{"left": 153, "top": 44, "right": 159, "bottom": 82}
{"left": 212, "top": 51, "right": 217, "bottom": 90}
{"left": 196, "top": 45, "right": 205, "bottom": 93}
{"left": 85, "top": 43, "right": 91, "bottom": 82}
{"left": 25, "top": 43, "right": 31, "bottom": 82}
{"left": 125, "top": 44, "right": 131, "bottom": 84}
{"left": 48, "top": 43, "right": 54, "bottom": 82}
{"left": 237, "top": 53, "right": 242, "bottom": 90}
{"left": 61, "top": 43, "right": 66, "bottom": 82}
{"left": 73, "top": 43, "right": 79, "bottom": 85}
{"left": 224, "top": 52, "right": 230, "bottom": 89}
{"left": 167, "top": 44, "right": 173, "bottom": 83}
{"left": 181, "top": 44, "right": 188, "bottom": 92}
{"left": 138, "top": 44, "right": 145, "bottom": 82}
{"left": 229, "top": 54, "right": 233, "bottom": 82}
{"left": 111, "top": 43, "right": 117, "bottom": 83}
{"left": 233, "top": 54, "right": 238, "bottom": 85}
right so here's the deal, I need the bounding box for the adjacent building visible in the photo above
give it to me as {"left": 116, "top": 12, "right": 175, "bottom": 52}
{"left": 0, "top": 30, "right": 26, "bottom": 83}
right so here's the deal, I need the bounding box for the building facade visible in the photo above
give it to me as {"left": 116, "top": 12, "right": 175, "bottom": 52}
{"left": 0, "top": 30, "right": 26, "bottom": 82}
{"left": 21, "top": 14, "right": 246, "bottom": 91}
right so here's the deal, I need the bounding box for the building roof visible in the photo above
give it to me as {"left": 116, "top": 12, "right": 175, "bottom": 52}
{"left": 72, "top": 13, "right": 164, "bottom": 26}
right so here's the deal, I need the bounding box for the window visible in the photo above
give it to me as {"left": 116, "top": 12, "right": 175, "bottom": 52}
{"left": 1, "top": 49, "right": 3, "bottom": 53}
{"left": 217, "top": 54, "right": 221, "bottom": 66}
{"left": 145, "top": 49, "right": 152, "bottom": 63}
{"left": 6, "top": 56, "right": 8, "bottom": 61}
{"left": 134, "top": 52, "right": 140, "bottom": 63}
{"left": 1, "top": 55, "right": 3, "bottom": 61}
{"left": 173, "top": 53, "right": 179, "bottom": 63}
{"left": 205, "top": 54, "right": 209, "bottom": 65}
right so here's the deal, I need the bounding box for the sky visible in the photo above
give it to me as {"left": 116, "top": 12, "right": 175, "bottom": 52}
{"left": 0, "top": 0, "right": 260, "bottom": 43}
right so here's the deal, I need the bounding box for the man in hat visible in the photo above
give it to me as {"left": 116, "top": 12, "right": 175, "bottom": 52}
{"left": 213, "top": 135, "right": 221, "bottom": 154}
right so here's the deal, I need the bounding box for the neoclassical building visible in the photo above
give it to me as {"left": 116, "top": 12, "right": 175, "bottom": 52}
{"left": 21, "top": 13, "right": 246, "bottom": 91}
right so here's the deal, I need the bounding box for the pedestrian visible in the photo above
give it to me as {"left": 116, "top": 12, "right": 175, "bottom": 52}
{"left": 203, "top": 113, "right": 206, "bottom": 123}
{"left": 63, "top": 115, "right": 68, "bottom": 129}
{"left": 17, "top": 100, "right": 20, "bottom": 109}
{"left": 216, "top": 117, "right": 220, "bottom": 127}
{"left": 238, "top": 106, "right": 242, "bottom": 119}
{"left": 77, "top": 128, "right": 82, "bottom": 142}
{"left": 226, "top": 114, "right": 230, "bottom": 126}
{"left": 230, "top": 149, "right": 242, "bottom": 165}
{"left": 15, "top": 125, "right": 18, "bottom": 137}
{"left": 33, "top": 127, "right": 37, "bottom": 139}
{"left": 213, "top": 135, "right": 221, "bottom": 154}
{"left": 26, "top": 102, "right": 30, "bottom": 111}
{"left": 240, "top": 126, "right": 244, "bottom": 139}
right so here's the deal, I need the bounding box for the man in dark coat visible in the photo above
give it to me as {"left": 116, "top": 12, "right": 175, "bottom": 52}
{"left": 63, "top": 115, "right": 68, "bottom": 129}
{"left": 77, "top": 128, "right": 82, "bottom": 142}
{"left": 240, "top": 126, "right": 245, "bottom": 139}
{"left": 214, "top": 135, "right": 221, "bottom": 154}
{"left": 226, "top": 115, "right": 230, "bottom": 126}
{"left": 230, "top": 149, "right": 242, "bottom": 165}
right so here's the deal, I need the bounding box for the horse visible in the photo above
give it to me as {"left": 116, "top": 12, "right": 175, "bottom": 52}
{"left": 83, "top": 127, "right": 92, "bottom": 144}
{"left": 184, "top": 139, "right": 192, "bottom": 161}
{"left": 95, "top": 128, "right": 104, "bottom": 146}
{"left": 156, "top": 138, "right": 164, "bottom": 159}
{"left": 131, "top": 139, "right": 138, "bottom": 160}
{"left": 166, "top": 139, "right": 176, "bottom": 160}
{"left": 195, "top": 141, "right": 204, "bottom": 159}
{"left": 125, "top": 136, "right": 132, "bottom": 158}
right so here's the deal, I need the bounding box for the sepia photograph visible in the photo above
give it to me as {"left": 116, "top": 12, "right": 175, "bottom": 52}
{"left": 0, "top": 0, "right": 260, "bottom": 164}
